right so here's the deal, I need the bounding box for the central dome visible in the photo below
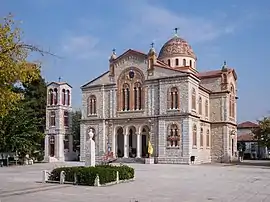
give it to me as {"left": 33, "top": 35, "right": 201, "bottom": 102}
{"left": 158, "top": 36, "right": 196, "bottom": 60}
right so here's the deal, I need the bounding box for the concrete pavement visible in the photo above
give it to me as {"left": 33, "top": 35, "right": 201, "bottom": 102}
{"left": 1, "top": 162, "right": 270, "bottom": 201}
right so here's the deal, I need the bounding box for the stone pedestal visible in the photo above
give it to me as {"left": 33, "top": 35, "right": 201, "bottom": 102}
{"left": 145, "top": 157, "right": 154, "bottom": 164}
{"left": 85, "top": 129, "right": 95, "bottom": 167}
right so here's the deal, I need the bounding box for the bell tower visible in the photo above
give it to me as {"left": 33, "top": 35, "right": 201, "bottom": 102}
{"left": 44, "top": 80, "right": 74, "bottom": 162}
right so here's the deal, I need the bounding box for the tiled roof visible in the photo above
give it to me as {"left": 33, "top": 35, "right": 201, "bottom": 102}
{"left": 198, "top": 70, "right": 222, "bottom": 78}
{"left": 238, "top": 133, "right": 256, "bottom": 142}
{"left": 238, "top": 121, "right": 259, "bottom": 128}
{"left": 198, "top": 68, "right": 237, "bottom": 80}
{"left": 109, "top": 49, "right": 237, "bottom": 81}
{"left": 47, "top": 81, "right": 72, "bottom": 88}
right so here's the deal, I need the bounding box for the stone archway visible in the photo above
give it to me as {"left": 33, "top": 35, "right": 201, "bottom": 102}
{"left": 116, "top": 127, "right": 124, "bottom": 157}
{"left": 128, "top": 126, "right": 137, "bottom": 158}
{"left": 49, "top": 135, "right": 55, "bottom": 157}
{"left": 141, "top": 125, "right": 150, "bottom": 158}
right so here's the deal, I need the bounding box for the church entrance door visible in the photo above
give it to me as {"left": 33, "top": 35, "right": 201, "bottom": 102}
{"left": 128, "top": 126, "right": 137, "bottom": 158}
{"left": 116, "top": 127, "right": 124, "bottom": 157}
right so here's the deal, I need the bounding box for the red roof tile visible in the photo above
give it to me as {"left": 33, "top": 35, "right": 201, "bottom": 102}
{"left": 238, "top": 121, "right": 259, "bottom": 128}
{"left": 198, "top": 70, "right": 222, "bottom": 78}
{"left": 238, "top": 133, "right": 255, "bottom": 142}
{"left": 111, "top": 49, "right": 238, "bottom": 81}
{"left": 198, "top": 68, "right": 237, "bottom": 80}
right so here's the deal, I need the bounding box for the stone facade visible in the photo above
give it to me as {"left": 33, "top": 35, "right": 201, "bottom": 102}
{"left": 80, "top": 35, "right": 238, "bottom": 164}
{"left": 44, "top": 82, "right": 76, "bottom": 162}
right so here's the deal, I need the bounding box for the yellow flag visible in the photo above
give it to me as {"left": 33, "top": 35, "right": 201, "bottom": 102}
{"left": 148, "top": 140, "right": 153, "bottom": 156}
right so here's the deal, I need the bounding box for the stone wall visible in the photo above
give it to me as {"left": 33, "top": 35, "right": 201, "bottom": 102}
{"left": 79, "top": 52, "right": 237, "bottom": 164}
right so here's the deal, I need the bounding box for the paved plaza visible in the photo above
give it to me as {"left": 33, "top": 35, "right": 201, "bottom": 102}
{"left": 1, "top": 162, "right": 270, "bottom": 202}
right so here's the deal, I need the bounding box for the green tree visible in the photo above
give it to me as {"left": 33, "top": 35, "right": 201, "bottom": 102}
{"left": 23, "top": 75, "right": 47, "bottom": 134}
{"left": 0, "top": 14, "right": 54, "bottom": 117}
{"left": 71, "top": 110, "right": 81, "bottom": 151}
{"left": 252, "top": 117, "right": 270, "bottom": 148}
{"left": 0, "top": 101, "right": 44, "bottom": 157}
{"left": 0, "top": 76, "right": 47, "bottom": 159}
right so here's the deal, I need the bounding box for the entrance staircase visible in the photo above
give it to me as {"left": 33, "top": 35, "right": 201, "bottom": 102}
{"left": 114, "top": 158, "right": 145, "bottom": 164}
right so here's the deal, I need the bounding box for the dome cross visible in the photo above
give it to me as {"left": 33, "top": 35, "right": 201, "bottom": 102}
{"left": 174, "top": 27, "right": 179, "bottom": 36}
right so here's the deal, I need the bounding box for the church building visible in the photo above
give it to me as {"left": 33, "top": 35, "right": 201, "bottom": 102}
{"left": 80, "top": 31, "right": 238, "bottom": 164}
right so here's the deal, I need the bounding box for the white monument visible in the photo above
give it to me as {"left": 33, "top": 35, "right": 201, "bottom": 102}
{"left": 85, "top": 128, "right": 95, "bottom": 167}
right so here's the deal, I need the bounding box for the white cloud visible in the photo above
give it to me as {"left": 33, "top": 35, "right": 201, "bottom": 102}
{"left": 61, "top": 35, "right": 100, "bottom": 59}
{"left": 60, "top": 1, "right": 262, "bottom": 60}
{"left": 118, "top": 1, "right": 236, "bottom": 46}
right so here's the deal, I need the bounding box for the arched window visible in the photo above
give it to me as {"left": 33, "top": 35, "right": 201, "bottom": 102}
{"left": 122, "top": 84, "right": 130, "bottom": 111}
{"left": 206, "top": 129, "right": 210, "bottom": 147}
{"left": 205, "top": 100, "right": 209, "bottom": 117}
{"left": 193, "top": 125, "right": 197, "bottom": 147}
{"left": 190, "top": 60, "right": 192, "bottom": 67}
{"left": 198, "top": 97, "right": 202, "bottom": 115}
{"left": 168, "top": 87, "right": 179, "bottom": 109}
{"left": 87, "top": 95, "right": 97, "bottom": 115}
{"left": 229, "top": 85, "right": 235, "bottom": 118}
{"left": 64, "top": 111, "right": 69, "bottom": 127}
{"left": 118, "top": 68, "right": 145, "bottom": 112}
{"left": 200, "top": 128, "right": 203, "bottom": 147}
{"left": 183, "top": 59, "right": 186, "bottom": 66}
{"left": 49, "top": 89, "right": 53, "bottom": 105}
{"left": 134, "top": 82, "right": 142, "bottom": 110}
{"left": 175, "top": 58, "right": 179, "bottom": 66}
{"left": 193, "top": 61, "right": 196, "bottom": 69}
{"left": 167, "top": 124, "right": 180, "bottom": 147}
{"left": 50, "top": 111, "right": 56, "bottom": 126}
{"left": 67, "top": 90, "right": 70, "bottom": 105}
{"left": 54, "top": 88, "right": 58, "bottom": 105}
{"left": 62, "top": 89, "right": 66, "bottom": 105}
{"left": 167, "top": 59, "right": 171, "bottom": 67}
{"left": 192, "top": 88, "right": 196, "bottom": 110}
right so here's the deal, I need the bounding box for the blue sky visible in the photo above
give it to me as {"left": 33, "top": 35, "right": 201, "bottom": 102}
{"left": 2, "top": 0, "right": 270, "bottom": 122}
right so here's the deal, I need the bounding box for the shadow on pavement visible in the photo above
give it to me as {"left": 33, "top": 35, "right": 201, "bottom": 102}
{"left": 232, "top": 160, "right": 270, "bottom": 167}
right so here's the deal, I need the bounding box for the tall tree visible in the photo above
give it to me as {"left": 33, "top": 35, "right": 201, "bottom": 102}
{"left": 0, "top": 14, "right": 53, "bottom": 117}
{"left": 0, "top": 76, "right": 47, "bottom": 158}
{"left": 0, "top": 102, "right": 44, "bottom": 156}
{"left": 23, "top": 75, "right": 47, "bottom": 134}
{"left": 252, "top": 117, "right": 270, "bottom": 148}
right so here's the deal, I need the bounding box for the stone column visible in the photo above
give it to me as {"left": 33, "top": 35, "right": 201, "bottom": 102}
{"left": 44, "top": 134, "right": 49, "bottom": 157}
{"left": 68, "top": 134, "right": 73, "bottom": 152}
{"left": 56, "top": 134, "right": 65, "bottom": 162}
{"left": 124, "top": 133, "right": 128, "bottom": 158}
{"left": 112, "top": 129, "right": 116, "bottom": 157}
{"left": 136, "top": 133, "right": 141, "bottom": 158}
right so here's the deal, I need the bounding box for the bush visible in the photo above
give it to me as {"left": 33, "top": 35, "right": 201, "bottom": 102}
{"left": 49, "top": 165, "right": 134, "bottom": 186}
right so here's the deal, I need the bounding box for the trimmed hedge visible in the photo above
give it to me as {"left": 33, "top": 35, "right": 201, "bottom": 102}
{"left": 48, "top": 165, "right": 134, "bottom": 186}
